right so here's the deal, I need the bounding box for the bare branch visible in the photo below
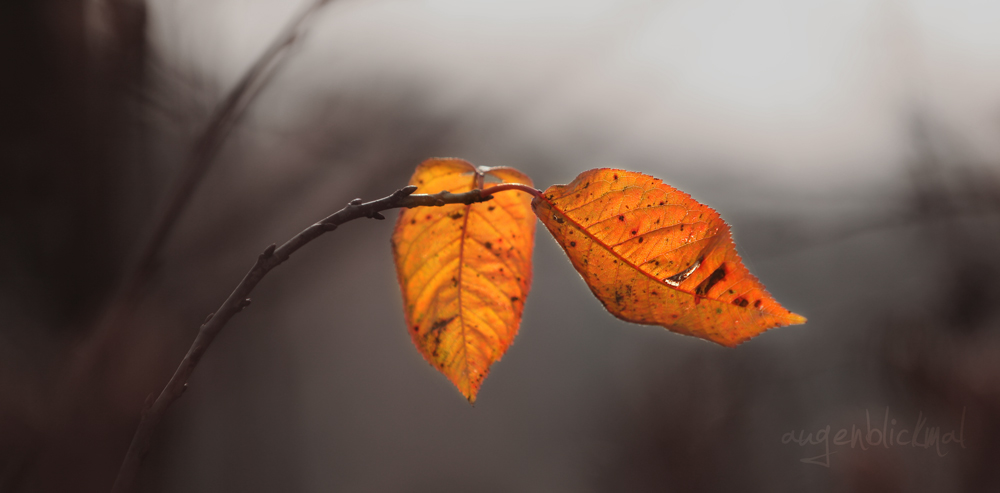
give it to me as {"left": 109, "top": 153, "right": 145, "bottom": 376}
{"left": 111, "top": 185, "right": 508, "bottom": 493}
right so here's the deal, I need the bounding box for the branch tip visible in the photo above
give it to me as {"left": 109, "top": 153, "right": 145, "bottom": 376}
{"left": 349, "top": 198, "right": 363, "bottom": 206}
{"left": 370, "top": 212, "right": 386, "bottom": 220}
{"left": 262, "top": 244, "right": 276, "bottom": 257}
{"left": 400, "top": 185, "right": 418, "bottom": 196}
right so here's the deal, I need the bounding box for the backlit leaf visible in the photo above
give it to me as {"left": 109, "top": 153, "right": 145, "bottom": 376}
{"left": 532, "top": 169, "right": 805, "bottom": 346}
{"left": 391, "top": 158, "right": 535, "bottom": 402}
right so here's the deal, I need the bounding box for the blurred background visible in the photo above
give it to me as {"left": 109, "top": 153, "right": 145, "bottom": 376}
{"left": 2, "top": 0, "right": 1000, "bottom": 491}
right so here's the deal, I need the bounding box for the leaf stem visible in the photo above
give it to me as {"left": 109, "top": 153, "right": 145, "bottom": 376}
{"left": 482, "top": 183, "right": 544, "bottom": 199}
{"left": 110, "top": 186, "right": 495, "bottom": 493}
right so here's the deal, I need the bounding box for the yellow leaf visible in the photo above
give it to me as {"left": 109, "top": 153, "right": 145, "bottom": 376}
{"left": 391, "top": 158, "right": 536, "bottom": 402}
{"left": 533, "top": 168, "right": 805, "bottom": 346}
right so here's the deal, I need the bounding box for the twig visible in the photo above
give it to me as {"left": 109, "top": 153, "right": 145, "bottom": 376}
{"left": 110, "top": 184, "right": 532, "bottom": 493}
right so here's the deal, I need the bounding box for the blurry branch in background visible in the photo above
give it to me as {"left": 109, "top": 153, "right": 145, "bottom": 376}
{"left": 873, "top": 116, "right": 1000, "bottom": 491}
{"left": 110, "top": 186, "right": 520, "bottom": 493}
{"left": 71, "top": 0, "right": 336, "bottom": 396}
{"left": 756, "top": 123, "right": 1000, "bottom": 261}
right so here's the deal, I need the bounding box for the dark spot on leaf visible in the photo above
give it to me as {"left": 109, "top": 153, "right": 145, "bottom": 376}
{"left": 584, "top": 182, "right": 590, "bottom": 188}
{"left": 570, "top": 241, "right": 576, "bottom": 247}
{"left": 613, "top": 174, "right": 618, "bottom": 180}
{"left": 413, "top": 325, "right": 419, "bottom": 332}
{"left": 680, "top": 224, "right": 684, "bottom": 231}
{"left": 510, "top": 296, "right": 519, "bottom": 302}
{"left": 733, "top": 297, "right": 749, "bottom": 308}
{"left": 484, "top": 241, "right": 492, "bottom": 250}
{"left": 618, "top": 215, "right": 625, "bottom": 221}
{"left": 695, "top": 265, "right": 727, "bottom": 296}
{"left": 427, "top": 316, "right": 455, "bottom": 338}
{"left": 638, "top": 237, "right": 644, "bottom": 243}
{"left": 630, "top": 230, "right": 637, "bottom": 235}
{"left": 753, "top": 300, "right": 762, "bottom": 308}
{"left": 552, "top": 214, "right": 564, "bottom": 224}
{"left": 425, "top": 214, "right": 432, "bottom": 220}
{"left": 410, "top": 219, "right": 416, "bottom": 224}
{"left": 614, "top": 291, "right": 624, "bottom": 305}
{"left": 488, "top": 205, "right": 495, "bottom": 211}
{"left": 658, "top": 201, "right": 664, "bottom": 206}
{"left": 449, "top": 211, "right": 464, "bottom": 220}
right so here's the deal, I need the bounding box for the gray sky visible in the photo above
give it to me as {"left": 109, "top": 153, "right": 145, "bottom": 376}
{"left": 150, "top": 0, "right": 1000, "bottom": 191}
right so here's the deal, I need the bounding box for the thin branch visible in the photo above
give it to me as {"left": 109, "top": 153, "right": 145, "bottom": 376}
{"left": 111, "top": 184, "right": 527, "bottom": 493}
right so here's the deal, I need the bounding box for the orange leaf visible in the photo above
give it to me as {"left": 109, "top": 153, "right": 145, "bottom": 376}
{"left": 391, "top": 158, "right": 536, "bottom": 403}
{"left": 532, "top": 169, "right": 805, "bottom": 347}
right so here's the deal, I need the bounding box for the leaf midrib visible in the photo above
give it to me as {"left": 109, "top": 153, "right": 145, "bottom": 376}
{"left": 539, "top": 194, "right": 717, "bottom": 300}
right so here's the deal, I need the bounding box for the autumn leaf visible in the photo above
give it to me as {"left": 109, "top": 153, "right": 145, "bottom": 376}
{"left": 532, "top": 169, "right": 805, "bottom": 346}
{"left": 391, "top": 158, "right": 536, "bottom": 403}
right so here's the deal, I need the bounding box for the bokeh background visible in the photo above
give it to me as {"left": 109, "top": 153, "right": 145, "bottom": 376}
{"left": 3, "top": 0, "right": 1000, "bottom": 491}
